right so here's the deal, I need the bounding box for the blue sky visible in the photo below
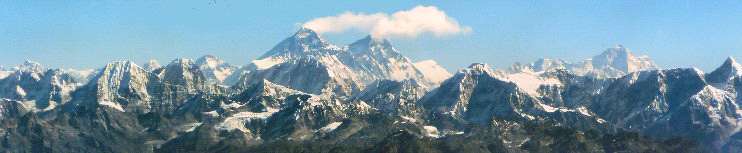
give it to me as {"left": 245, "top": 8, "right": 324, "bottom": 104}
{"left": 2, "top": 0, "right": 742, "bottom": 71}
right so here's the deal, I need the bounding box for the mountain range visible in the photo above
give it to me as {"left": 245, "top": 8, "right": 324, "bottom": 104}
{"left": 0, "top": 28, "right": 740, "bottom": 153}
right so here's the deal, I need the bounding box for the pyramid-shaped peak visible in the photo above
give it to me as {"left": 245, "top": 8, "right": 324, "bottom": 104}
{"left": 104, "top": 60, "right": 143, "bottom": 70}
{"left": 143, "top": 59, "right": 162, "bottom": 71}
{"left": 468, "top": 63, "right": 488, "bottom": 68}
{"left": 294, "top": 27, "right": 322, "bottom": 39}
{"left": 146, "top": 59, "right": 160, "bottom": 66}
{"left": 197, "top": 55, "right": 218, "bottom": 61}
{"left": 196, "top": 55, "right": 235, "bottom": 69}
{"left": 354, "top": 35, "right": 392, "bottom": 46}
{"left": 99, "top": 60, "right": 148, "bottom": 77}
{"left": 106, "top": 60, "right": 136, "bottom": 67}
{"left": 708, "top": 56, "right": 742, "bottom": 82}
{"left": 601, "top": 45, "right": 632, "bottom": 56}
{"left": 286, "top": 27, "right": 327, "bottom": 46}
{"left": 466, "top": 63, "right": 493, "bottom": 73}
{"left": 260, "top": 27, "right": 338, "bottom": 58}
{"left": 715, "top": 56, "right": 742, "bottom": 72}
{"left": 22, "top": 60, "right": 41, "bottom": 67}
{"left": 349, "top": 35, "right": 396, "bottom": 54}
{"left": 18, "top": 60, "right": 44, "bottom": 72}
{"left": 723, "top": 56, "right": 739, "bottom": 66}
{"left": 169, "top": 58, "right": 194, "bottom": 65}
{"left": 591, "top": 45, "right": 657, "bottom": 73}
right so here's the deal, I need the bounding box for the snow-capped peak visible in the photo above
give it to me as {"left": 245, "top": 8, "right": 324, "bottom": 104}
{"left": 591, "top": 45, "right": 657, "bottom": 73}
{"left": 464, "top": 63, "right": 494, "bottom": 75}
{"left": 93, "top": 60, "right": 154, "bottom": 112}
{"left": 706, "top": 56, "right": 742, "bottom": 89}
{"left": 16, "top": 60, "right": 44, "bottom": 72}
{"left": 195, "top": 55, "right": 224, "bottom": 68}
{"left": 287, "top": 27, "right": 326, "bottom": 46}
{"left": 164, "top": 58, "right": 196, "bottom": 71}
{"left": 294, "top": 27, "right": 321, "bottom": 39}
{"left": 160, "top": 58, "right": 204, "bottom": 87}
{"left": 349, "top": 35, "right": 396, "bottom": 54}
{"left": 195, "top": 55, "right": 235, "bottom": 83}
{"left": 143, "top": 59, "right": 161, "bottom": 71}
{"left": 531, "top": 58, "right": 567, "bottom": 72}
{"left": 259, "top": 28, "right": 340, "bottom": 59}
{"left": 717, "top": 56, "right": 742, "bottom": 76}
{"left": 413, "top": 60, "right": 452, "bottom": 84}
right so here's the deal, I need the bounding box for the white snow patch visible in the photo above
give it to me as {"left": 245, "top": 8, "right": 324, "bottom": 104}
{"left": 212, "top": 68, "right": 233, "bottom": 82}
{"left": 220, "top": 102, "right": 244, "bottom": 110}
{"left": 400, "top": 116, "right": 417, "bottom": 123}
{"left": 539, "top": 102, "right": 559, "bottom": 113}
{"left": 252, "top": 57, "right": 285, "bottom": 70}
{"left": 18, "top": 100, "right": 36, "bottom": 111}
{"left": 597, "top": 118, "right": 607, "bottom": 124}
{"left": 423, "top": 126, "right": 440, "bottom": 138}
{"left": 203, "top": 110, "right": 219, "bottom": 117}
{"left": 577, "top": 107, "right": 592, "bottom": 116}
{"left": 319, "top": 122, "right": 343, "bottom": 132}
{"left": 98, "top": 101, "right": 125, "bottom": 112}
{"left": 216, "top": 108, "right": 278, "bottom": 133}
{"left": 506, "top": 72, "right": 561, "bottom": 96}
{"left": 0, "top": 71, "right": 12, "bottom": 79}
{"left": 414, "top": 60, "right": 452, "bottom": 84}
{"left": 538, "top": 102, "right": 580, "bottom": 114}
{"left": 183, "top": 122, "right": 203, "bottom": 132}
{"left": 15, "top": 86, "right": 26, "bottom": 97}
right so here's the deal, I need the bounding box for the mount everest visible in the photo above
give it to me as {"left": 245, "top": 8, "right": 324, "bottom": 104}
{"left": 0, "top": 28, "right": 740, "bottom": 153}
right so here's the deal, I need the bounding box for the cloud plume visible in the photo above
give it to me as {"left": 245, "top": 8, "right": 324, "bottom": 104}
{"left": 302, "top": 5, "right": 471, "bottom": 38}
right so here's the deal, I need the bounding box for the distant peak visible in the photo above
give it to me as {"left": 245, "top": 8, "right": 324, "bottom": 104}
{"left": 603, "top": 45, "right": 631, "bottom": 55}
{"left": 107, "top": 60, "right": 134, "bottom": 65}
{"left": 18, "top": 60, "right": 44, "bottom": 72}
{"left": 708, "top": 56, "right": 742, "bottom": 86}
{"left": 349, "top": 35, "right": 396, "bottom": 55}
{"left": 169, "top": 58, "right": 194, "bottom": 66}
{"left": 716, "top": 56, "right": 742, "bottom": 73}
{"left": 352, "top": 35, "right": 392, "bottom": 47}
{"left": 23, "top": 60, "right": 41, "bottom": 66}
{"left": 143, "top": 59, "right": 161, "bottom": 71}
{"left": 198, "top": 54, "right": 217, "bottom": 60}
{"left": 103, "top": 60, "right": 143, "bottom": 71}
{"left": 467, "top": 63, "right": 492, "bottom": 72}
{"left": 22, "top": 60, "right": 40, "bottom": 68}
{"left": 196, "top": 55, "right": 224, "bottom": 66}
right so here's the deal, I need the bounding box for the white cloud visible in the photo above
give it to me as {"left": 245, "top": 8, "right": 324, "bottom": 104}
{"left": 302, "top": 5, "right": 471, "bottom": 38}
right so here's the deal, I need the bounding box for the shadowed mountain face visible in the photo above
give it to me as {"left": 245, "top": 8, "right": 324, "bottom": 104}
{"left": 0, "top": 29, "right": 739, "bottom": 153}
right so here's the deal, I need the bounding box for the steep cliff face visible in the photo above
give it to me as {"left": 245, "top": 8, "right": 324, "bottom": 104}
{"left": 353, "top": 79, "right": 428, "bottom": 118}
{"left": 421, "top": 63, "right": 540, "bottom": 125}
{"left": 590, "top": 68, "right": 741, "bottom": 149}
{"left": 195, "top": 55, "right": 237, "bottom": 84}
{"left": 0, "top": 61, "right": 94, "bottom": 112}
